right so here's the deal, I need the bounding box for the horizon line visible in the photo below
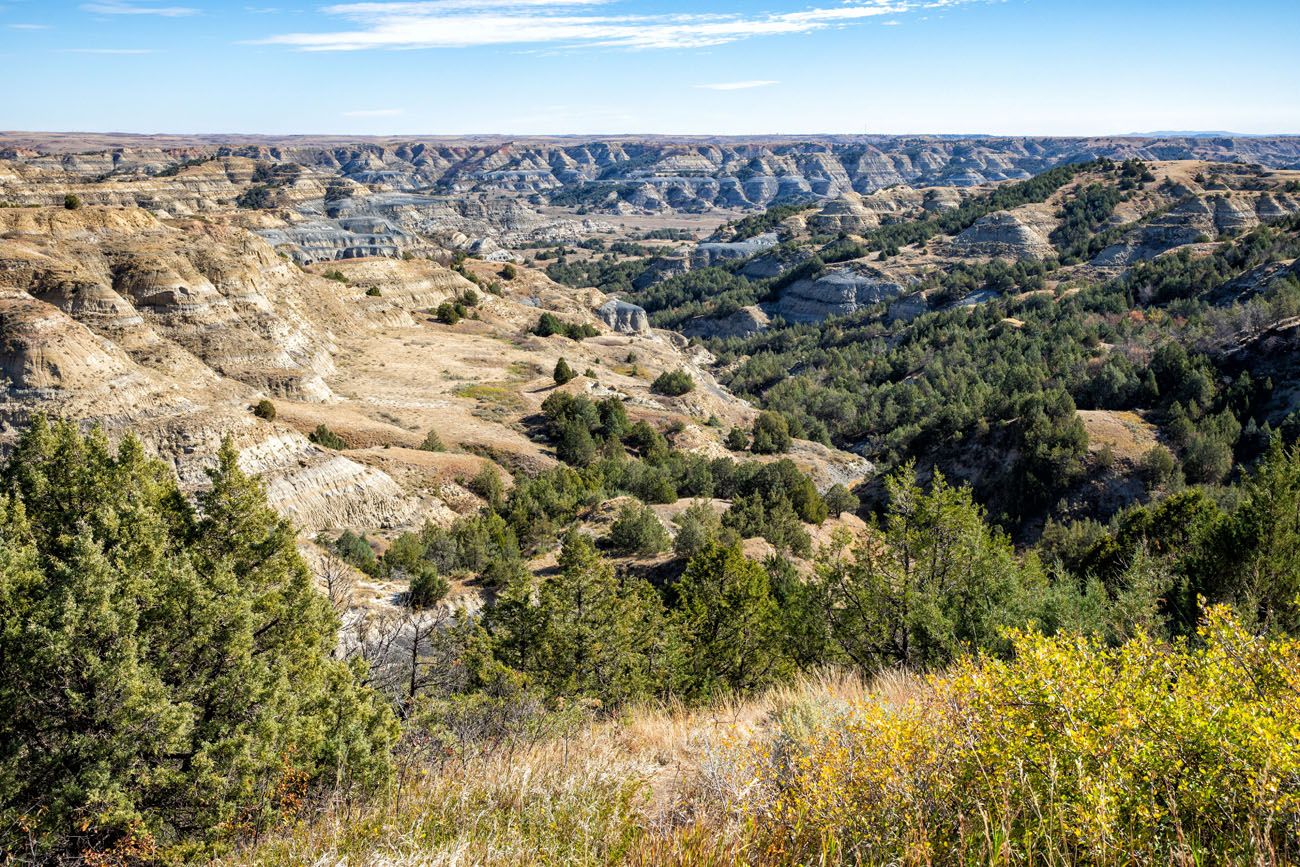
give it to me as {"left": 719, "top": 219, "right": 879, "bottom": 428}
{"left": 5, "top": 129, "right": 1300, "bottom": 142}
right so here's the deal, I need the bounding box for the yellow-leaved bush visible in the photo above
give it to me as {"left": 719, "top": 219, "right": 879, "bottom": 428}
{"left": 739, "top": 607, "right": 1300, "bottom": 865}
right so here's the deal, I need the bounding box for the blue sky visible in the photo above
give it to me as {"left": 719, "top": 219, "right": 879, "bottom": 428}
{"left": 2, "top": 0, "right": 1298, "bottom": 136}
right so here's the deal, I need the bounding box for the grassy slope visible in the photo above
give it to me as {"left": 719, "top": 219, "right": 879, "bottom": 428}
{"left": 223, "top": 612, "right": 1300, "bottom": 866}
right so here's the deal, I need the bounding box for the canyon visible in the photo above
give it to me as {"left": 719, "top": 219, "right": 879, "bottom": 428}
{"left": 2, "top": 133, "right": 1299, "bottom": 587}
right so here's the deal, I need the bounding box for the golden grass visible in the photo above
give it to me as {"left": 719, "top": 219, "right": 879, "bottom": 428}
{"left": 219, "top": 728, "right": 649, "bottom": 866}
{"left": 225, "top": 617, "right": 1300, "bottom": 865}
{"left": 453, "top": 383, "right": 526, "bottom": 408}
{"left": 220, "top": 673, "right": 877, "bottom": 867}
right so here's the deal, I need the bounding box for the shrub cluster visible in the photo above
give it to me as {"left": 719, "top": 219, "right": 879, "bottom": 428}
{"left": 735, "top": 608, "right": 1300, "bottom": 865}
{"left": 0, "top": 420, "right": 395, "bottom": 861}
{"left": 534, "top": 311, "right": 600, "bottom": 340}
{"left": 650, "top": 369, "right": 695, "bottom": 396}
{"left": 309, "top": 423, "right": 347, "bottom": 449}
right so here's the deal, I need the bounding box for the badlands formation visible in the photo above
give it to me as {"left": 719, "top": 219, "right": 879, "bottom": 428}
{"left": 0, "top": 204, "right": 869, "bottom": 536}
{"left": 2, "top": 133, "right": 1299, "bottom": 588}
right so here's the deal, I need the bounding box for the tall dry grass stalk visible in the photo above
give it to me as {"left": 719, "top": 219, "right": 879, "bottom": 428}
{"left": 228, "top": 618, "right": 1300, "bottom": 866}
{"left": 221, "top": 670, "right": 870, "bottom": 866}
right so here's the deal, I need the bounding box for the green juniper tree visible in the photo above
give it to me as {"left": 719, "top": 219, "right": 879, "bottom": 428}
{"left": 672, "top": 542, "right": 788, "bottom": 699}
{"left": 751, "top": 411, "right": 792, "bottom": 455}
{"left": 507, "top": 532, "right": 671, "bottom": 705}
{"left": 0, "top": 418, "right": 396, "bottom": 861}
{"left": 816, "top": 465, "right": 1037, "bottom": 671}
{"left": 553, "top": 357, "right": 577, "bottom": 386}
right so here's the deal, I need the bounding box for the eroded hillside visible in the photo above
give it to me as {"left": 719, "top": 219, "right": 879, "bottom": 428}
{"left": 0, "top": 185, "right": 872, "bottom": 612}
{"left": 5, "top": 137, "right": 1300, "bottom": 584}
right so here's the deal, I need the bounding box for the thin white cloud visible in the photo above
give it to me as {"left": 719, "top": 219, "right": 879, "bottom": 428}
{"left": 342, "top": 108, "right": 404, "bottom": 117}
{"left": 9, "top": 23, "right": 51, "bottom": 29}
{"left": 61, "top": 47, "right": 157, "bottom": 53}
{"left": 81, "top": 2, "right": 199, "bottom": 17}
{"left": 695, "top": 80, "right": 779, "bottom": 91}
{"left": 255, "top": 0, "right": 978, "bottom": 52}
{"left": 323, "top": 0, "right": 610, "bottom": 11}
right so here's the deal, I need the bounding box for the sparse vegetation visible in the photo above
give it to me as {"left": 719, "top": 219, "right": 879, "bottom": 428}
{"left": 309, "top": 423, "right": 347, "bottom": 449}
{"left": 418, "top": 429, "right": 444, "bottom": 452}
{"left": 650, "top": 369, "right": 694, "bottom": 396}
{"left": 253, "top": 398, "right": 276, "bottom": 420}
{"left": 553, "top": 357, "right": 577, "bottom": 386}
{"left": 235, "top": 184, "right": 275, "bottom": 210}
{"left": 435, "top": 301, "right": 464, "bottom": 324}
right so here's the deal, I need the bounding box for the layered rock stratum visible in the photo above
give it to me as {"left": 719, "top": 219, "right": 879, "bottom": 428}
{"left": 4, "top": 134, "right": 1300, "bottom": 553}
{"left": 0, "top": 192, "right": 871, "bottom": 546}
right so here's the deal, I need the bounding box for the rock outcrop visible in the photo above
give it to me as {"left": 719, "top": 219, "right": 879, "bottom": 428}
{"left": 1093, "top": 191, "right": 1300, "bottom": 268}
{"left": 777, "top": 265, "right": 906, "bottom": 323}
{"left": 596, "top": 298, "right": 652, "bottom": 334}
{"left": 681, "top": 305, "right": 771, "bottom": 339}
{"left": 692, "top": 232, "right": 780, "bottom": 268}
{"left": 886, "top": 292, "right": 931, "bottom": 323}
{"left": 632, "top": 256, "right": 691, "bottom": 289}
{"left": 950, "top": 210, "right": 1057, "bottom": 259}
{"left": 6, "top": 135, "right": 1300, "bottom": 266}
{"left": 809, "top": 195, "right": 880, "bottom": 235}
{"left": 0, "top": 205, "right": 475, "bottom": 533}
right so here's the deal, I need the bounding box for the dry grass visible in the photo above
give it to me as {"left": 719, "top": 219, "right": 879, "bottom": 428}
{"left": 226, "top": 617, "right": 1300, "bottom": 866}
{"left": 219, "top": 727, "right": 650, "bottom": 866}
{"left": 219, "top": 672, "right": 879, "bottom": 867}
{"left": 1078, "top": 408, "right": 1159, "bottom": 462}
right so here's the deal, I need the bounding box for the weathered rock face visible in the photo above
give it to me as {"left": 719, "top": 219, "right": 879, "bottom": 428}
{"left": 1092, "top": 192, "right": 1300, "bottom": 268}
{"left": 778, "top": 265, "right": 906, "bottom": 323}
{"left": 680, "top": 305, "right": 771, "bottom": 339}
{"left": 950, "top": 210, "right": 1057, "bottom": 259}
{"left": 1209, "top": 260, "right": 1300, "bottom": 306}
{"left": 596, "top": 298, "right": 651, "bottom": 334}
{"left": 6, "top": 136, "right": 1300, "bottom": 271}
{"left": 241, "top": 433, "right": 423, "bottom": 531}
{"left": 887, "top": 292, "right": 931, "bottom": 323}
{"left": 256, "top": 217, "right": 416, "bottom": 265}
{"left": 0, "top": 211, "right": 345, "bottom": 402}
{"left": 808, "top": 194, "right": 881, "bottom": 235}
{"left": 737, "top": 244, "right": 813, "bottom": 280}
{"left": 632, "top": 256, "right": 691, "bottom": 289}
{"left": 6, "top": 136, "right": 1300, "bottom": 227}
{"left": 0, "top": 205, "right": 475, "bottom": 533}
{"left": 692, "top": 232, "right": 780, "bottom": 268}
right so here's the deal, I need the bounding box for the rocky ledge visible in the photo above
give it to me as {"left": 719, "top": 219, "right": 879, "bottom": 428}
{"left": 777, "top": 265, "right": 906, "bottom": 323}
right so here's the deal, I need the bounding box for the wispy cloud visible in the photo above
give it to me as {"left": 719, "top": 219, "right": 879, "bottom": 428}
{"left": 342, "top": 108, "right": 404, "bottom": 117}
{"left": 81, "top": 2, "right": 199, "bottom": 17}
{"left": 61, "top": 47, "right": 157, "bottom": 53}
{"left": 322, "top": 0, "right": 611, "bottom": 10}
{"left": 695, "top": 80, "right": 779, "bottom": 91}
{"left": 8, "top": 23, "right": 51, "bottom": 29}
{"left": 255, "top": 0, "right": 975, "bottom": 52}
